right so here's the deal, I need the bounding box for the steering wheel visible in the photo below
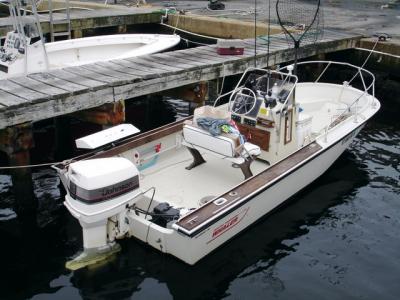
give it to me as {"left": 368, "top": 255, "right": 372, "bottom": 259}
{"left": 229, "top": 87, "right": 257, "bottom": 115}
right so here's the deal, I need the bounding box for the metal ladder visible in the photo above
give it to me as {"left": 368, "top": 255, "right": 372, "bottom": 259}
{"left": 48, "top": 0, "right": 71, "bottom": 42}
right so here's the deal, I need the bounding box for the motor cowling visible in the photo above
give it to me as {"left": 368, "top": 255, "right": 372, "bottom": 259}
{"left": 68, "top": 157, "right": 139, "bottom": 204}
{"left": 63, "top": 157, "right": 141, "bottom": 270}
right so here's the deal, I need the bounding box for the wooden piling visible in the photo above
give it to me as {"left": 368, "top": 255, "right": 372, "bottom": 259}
{"left": 74, "top": 100, "right": 126, "bottom": 126}
{"left": 161, "top": 82, "right": 208, "bottom": 105}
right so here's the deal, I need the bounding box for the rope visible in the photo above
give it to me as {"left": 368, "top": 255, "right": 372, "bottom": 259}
{"left": 355, "top": 47, "right": 400, "bottom": 59}
{"left": 266, "top": 0, "right": 271, "bottom": 69}
{"left": 0, "top": 161, "right": 64, "bottom": 170}
{"left": 254, "top": 0, "right": 257, "bottom": 67}
{"left": 218, "top": 63, "right": 226, "bottom": 96}
{"left": 180, "top": 37, "right": 209, "bottom": 46}
{"left": 173, "top": 11, "right": 180, "bottom": 35}
{"left": 348, "top": 38, "right": 379, "bottom": 85}
{"left": 160, "top": 23, "right": 219, "bottom": 41}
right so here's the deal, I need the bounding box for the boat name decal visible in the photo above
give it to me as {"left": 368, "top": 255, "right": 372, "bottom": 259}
{"left": 207, "top": 208, "right": 249, "bottom": 243}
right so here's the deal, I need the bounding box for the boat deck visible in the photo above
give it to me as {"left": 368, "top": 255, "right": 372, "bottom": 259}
{"left": 140, "top": 147, "right": 268, "bottom": 209}
{"left": 176, "top": 141, "right": 322, "bottom": 234}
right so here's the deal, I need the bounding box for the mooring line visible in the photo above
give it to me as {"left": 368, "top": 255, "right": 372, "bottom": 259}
{"left": 0, "top": 161, "right": 64, "bottom": 170}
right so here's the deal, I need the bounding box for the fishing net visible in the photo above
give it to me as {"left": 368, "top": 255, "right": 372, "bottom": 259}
{"left": 276, "top": 0, "right": 324, "bottom": 72}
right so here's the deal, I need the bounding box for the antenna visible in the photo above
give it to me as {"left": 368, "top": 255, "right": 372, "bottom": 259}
{"left": 254, "top": 0, "right": 257, "bottom": 67}
{"left": 266, "top": 0, "right": 271, "bottom": 69}
{"left": 276, "top": 0, "right": 323, "bottom": 74}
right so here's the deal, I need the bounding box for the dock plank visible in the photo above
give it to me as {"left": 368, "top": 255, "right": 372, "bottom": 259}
{"left": 94, "top": 61, "right": 147, "bottom": 79}
{"left": 193, "top": 49, "right": 254, "bottom": 68}
{"left": 117, "top": 58, "right": 175, "bottom": 75}
{"left": 64, "top": 66, "right": 120, "bottom": 85}
{"left": 0, "top": 80, "right": 48, "bottom": 102}
{"left": 184, "top": 49, "right": 238, "bottom": 64}
{"left": 102, "top": 60, "right": 160, "bottom": 78}
{"left": 0, "top": 88, "right": 114, "bottom": 130}
{"left": 127, "top": 57, "right": 184, "bottom": 73}
{"left": 175, "top": 48, "right": 227, "bottom": 63}
{"left": 81, "top": 63, "right": 140, "bottom": 83}
{"left": 47, "top": 69, "right": 107, "bottom": 89}
{"left": 113, "top": 57, "right": 176, "bottom": 76}
{"left": 0, "top": 90, "right": 29, "bottom": 108}
{"left": 156, "top": 52, "right": 208, "bottom": 67}
{"left": 150, "top": 53, "right": 206, "bottom": 70}
{"left": 9, "top": 77, "right": 70, "bottom": 99}
{"left": 28, "top": 72, "right": 88, "bottom": 94}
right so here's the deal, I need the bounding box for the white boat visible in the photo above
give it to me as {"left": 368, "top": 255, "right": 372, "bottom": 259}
{"left": 53, "top": 61, "right": 380, "bottom": 270}
{"left": 0, "top": 33, "right": 180, "bottom": 79}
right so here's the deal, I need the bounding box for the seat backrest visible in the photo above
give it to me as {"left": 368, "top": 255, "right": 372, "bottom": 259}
{"left": 183, "top": 125, "right": 237, "bottom": 157}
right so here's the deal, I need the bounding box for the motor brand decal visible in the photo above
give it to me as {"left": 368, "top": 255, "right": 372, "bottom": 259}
{"left": 207, "top": 207, "right": 249, "bottom": 244}
{"left": 69, "top": 175, "right": 139, "bottom": 203}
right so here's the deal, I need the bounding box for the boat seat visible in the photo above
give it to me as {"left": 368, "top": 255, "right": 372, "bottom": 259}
{"left": 182, "top": 123, "right": 261, "bottom": 179}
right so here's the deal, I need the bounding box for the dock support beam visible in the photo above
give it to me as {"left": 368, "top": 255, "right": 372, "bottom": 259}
{"left": 160, "top": 82, "right": 208, "bottom": 114}
{"left": 74, "top": 100, "right": 126, "bottom": 126}
{"left": 0, "top": 123, "right": 37, "bottom": 218}
{"left": 162, "top": 82, "right": 208, "bottom": 104}
{"left": 118, "top": 25, "right": 127, "bottom": 33}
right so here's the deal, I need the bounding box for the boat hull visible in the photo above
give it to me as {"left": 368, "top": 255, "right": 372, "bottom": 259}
{"left": 0, "top": 34, "right": 180, "bottom": 79}
{"left": 127, "top": 124, "right": 364, "bottom": 264}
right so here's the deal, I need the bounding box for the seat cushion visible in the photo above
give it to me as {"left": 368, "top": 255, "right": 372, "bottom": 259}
{"left": 183, "top": 125, "right": 237, "bottom": 157}
{"left": 183, "top": 125, "right": 261, "bottom": 159}
{"left": 242, "top": 142, "right": 261, "bottom": 157}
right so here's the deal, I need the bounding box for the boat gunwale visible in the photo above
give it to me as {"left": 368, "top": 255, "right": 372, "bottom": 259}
{"left": 175, "top": 120, "right": 372, "bottom": 237}
{"left": 175, "top": 141, "right": 323, "bottom": 234}
{"left": 92, "top": 117, "right": 190, "bottom": 159}
{"left": 61, "top": 110, "right": 371, "bottom": 238}
{"left": 53, "top": 116, "right": 192, "bottom": 170}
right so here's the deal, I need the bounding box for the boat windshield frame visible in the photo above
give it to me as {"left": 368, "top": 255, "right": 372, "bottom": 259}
{"left": 213, "top": 67, "right": 298, "bottom": 116}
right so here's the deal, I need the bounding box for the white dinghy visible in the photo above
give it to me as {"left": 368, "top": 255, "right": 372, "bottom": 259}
{"left": 53, "top": 62, "right": 380, "bottom": 270}
{"left": 0, "top": 33, "right": 180, "bottom": 79}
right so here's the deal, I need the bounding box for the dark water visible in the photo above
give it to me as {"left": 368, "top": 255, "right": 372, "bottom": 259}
{"left": 0, "top": 68, "right": 399, "bottom": 300}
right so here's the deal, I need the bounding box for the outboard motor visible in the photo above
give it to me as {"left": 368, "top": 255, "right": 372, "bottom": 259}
{"left": 63, "top": 157, "right": 141, "bottom": 270}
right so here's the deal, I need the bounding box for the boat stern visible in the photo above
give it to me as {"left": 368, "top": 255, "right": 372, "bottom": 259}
{"left": 60, "top": 157, "right": 142, "bottom": 270}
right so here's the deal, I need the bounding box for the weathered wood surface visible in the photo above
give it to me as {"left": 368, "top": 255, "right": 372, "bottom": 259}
{"left": 0, "top": 30, "right": 361, "bottom": 129}
{"left": 0, "top": 8, "right": 162, "bottom": 37}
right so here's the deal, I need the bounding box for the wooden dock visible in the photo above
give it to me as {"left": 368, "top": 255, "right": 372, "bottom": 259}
{"left": 0, "top": 6, "right": 162, "bottom": 37}
{"left": 0, "top": 30, "right": 361, "bottom": 130}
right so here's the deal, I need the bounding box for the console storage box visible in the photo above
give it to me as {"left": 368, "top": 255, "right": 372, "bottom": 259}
{"left": 193, "top": 105, "right": 231, "bottom": 125}
{"left": 216, "top": 39, "right": 245, "bottom": 55}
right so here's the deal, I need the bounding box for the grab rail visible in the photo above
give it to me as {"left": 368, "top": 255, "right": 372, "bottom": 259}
{"left": 279, "top": 61, "right": 377, "bottom": 140}
{"left": 279, "top": 61, "right": 376, "bottom": 98}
